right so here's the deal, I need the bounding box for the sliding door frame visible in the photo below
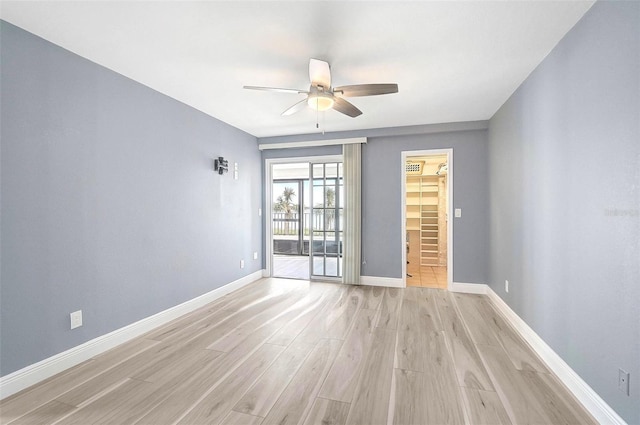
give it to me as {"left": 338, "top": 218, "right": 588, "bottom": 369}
{"left": 264, "top": 155, "right": 343, "bottom": 278}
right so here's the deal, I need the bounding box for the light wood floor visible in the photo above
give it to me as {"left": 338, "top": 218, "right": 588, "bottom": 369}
{"left": 0, "top": 278, "right": 596, "bottom": 425}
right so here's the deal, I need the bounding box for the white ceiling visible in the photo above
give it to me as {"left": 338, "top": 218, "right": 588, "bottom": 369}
{"left": 0, "top": 1, "right": 594, "bottom": 138}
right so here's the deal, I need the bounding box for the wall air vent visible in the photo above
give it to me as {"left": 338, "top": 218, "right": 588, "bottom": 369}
{"left": 406, "top": 161, "right": 425, "bottom": 175}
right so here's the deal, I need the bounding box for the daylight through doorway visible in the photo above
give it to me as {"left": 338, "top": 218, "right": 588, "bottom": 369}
{"left": 271, "top": 161, "right": 343, "bottom": 280}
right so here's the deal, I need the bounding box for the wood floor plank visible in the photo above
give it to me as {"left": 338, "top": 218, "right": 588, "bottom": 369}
{"left": 86, "top": 379, "right": 175, "bottom": 425}
{"left": 142, "top": 304, "right": 229, "bottom": 342}
{"left": 131, "top": 337, "right": 223, "bottom": 383}
{"left": 177, "top": 343, "right": 284, "bottom": 425}
{"left": 90, "top": 337, "right": 163, "bottom": 368}
{"left": 302, "top": 398, "right": 350, "bottom": 425}
{"left": 415, "top": 287, "right": 443, "bottom": 331}
{"left": 207, "top": 288, "right": 309, "bottom": 352}
{"left": 480, "top": 302, "right": 550, "bottom": 374}
{"left": 435, "top": 292, "right": 495, "bottom": 391}
{"left": 476, "top": 344, "right": 549, "bottom": 425}
{"left": 221, "top": 411, "right": 264, "bottom": 425}
{"left": 398, "top": 287, "right": 420, "bottom": 332}
{"left": 520, "top": 370, "right": 598, "bottom": 425}
{"left": 461, "top": 388, "right": 512, "bottom": 425}
{"left": 262, "top": 338, "right": 342, "bottom": 425}
{"left": 495, "top": 327, "right": 550, "bottom": 373}
{"left": 395, "top": 328, "right": 425, "bottom": 373}
{"left": 233, "top": 340, "right": 316, "bottom": 417}
{"left": 120, "top": 349, "right": 232, "bottom": 424}
{"left": 433, "top": 291, "right": 461, "bottom": 336}
{"left": 452, "top": 293, "right": 501, "bottom": 346}
{"left": 55, "top": 341, "right": 179, "bottom": 407}
{"left": 194, "top": 287, "right": 307, "bottom": 350}
{"left": 395, "top": 288, "right": 426, "bottom": 372}
{"left": 319, "top": 309, "right": 377, "bottom": 402}
{"left": 150, "top": 307, "right": 236, "bottom": 346}
{"left": 323, "top": 286, "right": 365, "bottom": 340}
{"left": 55, "top": 379, "right": 153, "bottom": 425}
{"left": 445, "top": 330, "right": 496, "bottom": 391}
{"left": 418, "top": 330, "right": 467, "bottom": 425}
{"left": 295, "top": 287, "right": 351, "bottom": 344}
{"left": 376, "top": 287, "right": 402, "bottom": 329}
{"left": 361, "top": 285, "right": 384, "bottom": 310}
{"left": 0, "top": 360, "right": 95, "bottom": 423}
{"left": 392, "top": 368, "right": 428, "bottom": 425}
{"left": 420, "top": 368, "right": 466, "bottom": 425}
{"left": 345, "top": 328, "right": 396, "bottom": 425}
{"left": 422, "top": 330, "right": 453, "bottom": 373}
{"left": 223, "top": 279, "right": 305, "bottom": 312}
{"left": 132, "top": 352, "right": 239, "bottom": 424}
{"left": 6, "top": 400, "right": 75, "bottom": 425}
{"left": 141, "top": 279, "right": 270, "bottom": 341}
{"left": 135, "top": 347, "right": 223, "bottom": 386}
{"left": 0, "top": 337, "right": 159, "bottom": 423}
{"left": 267, "top": 284, "right": 340, "bottom": 346}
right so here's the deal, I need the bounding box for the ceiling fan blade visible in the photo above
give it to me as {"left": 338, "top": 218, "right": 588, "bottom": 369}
{"left": 243, "top": 85, "right": 307, "bottom": 94}
{"left": 309, "top": 59, "right": 331, "bottom": 89}
{"left": 281, "top": 98, "right": 309, "bottom": 116}
{"left": 332, "top": 97, "right": 362, "bottom": 118}
{"left": 333, "top": 83, "right": 398, "bottom": 97}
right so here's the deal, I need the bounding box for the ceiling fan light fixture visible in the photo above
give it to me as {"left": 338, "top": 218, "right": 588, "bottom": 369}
{"left": 307, "top": 93, "right": 334, "bottom": 111}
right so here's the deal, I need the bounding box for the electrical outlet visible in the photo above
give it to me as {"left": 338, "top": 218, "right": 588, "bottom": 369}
{"left": 240, "top": 259, "right": 245, "bottom": 269}
{"left": 505, "top": 280, "right": 509, "bottom": 293}
{"left": 70, "top": 310, "right": 83, "bottom": 330}
{"left": 455, "top": 208, "right": 462, "bottom": 218}
{"left": 619, "top": 369, "right": 630, "bottom": 395}
{"left": 253, "top": 252, "right": 258, "bottom": 260}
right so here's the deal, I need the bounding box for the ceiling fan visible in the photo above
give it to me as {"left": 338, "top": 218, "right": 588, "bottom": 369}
{"left": 243, "top": 59, "right": 398, "bottom": 118}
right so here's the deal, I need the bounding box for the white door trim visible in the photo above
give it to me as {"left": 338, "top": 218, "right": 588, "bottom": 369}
{"left": 400, "top": 149, "right": 454, "bottom": 290}
{"left": 265, "top": 155, "right": 343, "bottom": 278}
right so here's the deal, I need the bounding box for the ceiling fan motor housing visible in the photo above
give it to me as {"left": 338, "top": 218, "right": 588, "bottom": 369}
{"left": 308, "top": 85, "right": 335, "bottom": 111}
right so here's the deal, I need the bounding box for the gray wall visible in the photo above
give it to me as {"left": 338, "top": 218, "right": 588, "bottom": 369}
{"left": 259, "top": 124, "right": 489, "bottom": 283}
{"left": 0, "top": 21, "right": 262, "bottom": 376}
{"left": 488, "top": 2, "right": 639, "bottom": 423}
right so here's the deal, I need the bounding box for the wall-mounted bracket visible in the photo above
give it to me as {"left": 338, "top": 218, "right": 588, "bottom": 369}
{"left": 214, "top": 156, "right": 229, "bottom": 175}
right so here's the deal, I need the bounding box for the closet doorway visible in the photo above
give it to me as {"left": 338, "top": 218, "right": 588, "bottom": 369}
{"left": 402, "top": 150, "right": 452, "bottom": 289}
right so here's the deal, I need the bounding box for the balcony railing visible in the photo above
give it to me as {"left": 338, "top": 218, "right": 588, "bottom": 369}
{"left": 272, "top": 211, "right": 342, "bottom": 256}
{"left": 272, "top": 211, "right": 340, "bottom": 236}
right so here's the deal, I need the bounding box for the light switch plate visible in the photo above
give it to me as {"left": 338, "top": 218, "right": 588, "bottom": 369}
{"left": 455, "top": 208, "right": 462, "bottom": 218}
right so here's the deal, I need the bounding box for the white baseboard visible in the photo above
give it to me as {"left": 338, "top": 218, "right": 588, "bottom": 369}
{"left": 485, "top": 287, "right": 627, "bottom": 425}
{"left": 360, "top": 275, "right": 404, "bottom": 288}
{"left": 0, "top": 270, "right": 263, "bottom": 400}
{"left": 451, "top": 282, "right": 488, "bottom": 294}
{"left": 262, "top": 269, "right": 269, "bottom": 278}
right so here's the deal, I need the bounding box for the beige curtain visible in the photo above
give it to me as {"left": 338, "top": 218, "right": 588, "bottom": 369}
{"left": 342, "top": 143, "right": 362, "bottom": 284}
